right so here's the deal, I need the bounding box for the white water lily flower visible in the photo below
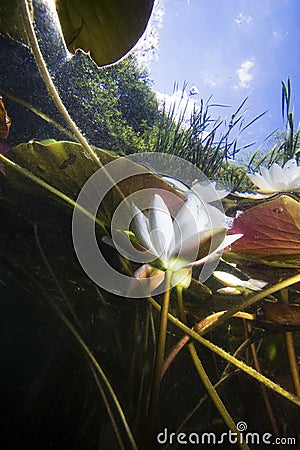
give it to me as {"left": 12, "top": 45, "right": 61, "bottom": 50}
{"left": 233, "top": 191, "right": 272, "bottom": 200}
{"left": 132, "top": 194, "right": 242, "bottom": 289}
{"left": 162, "top": 176, "right": 230, "bottom": 203}
{"left": 191, "top": 180, "right": 230, "bottom": 202}
{"left": 247, "top": 158, "right": 300, "bottom": 194}
{"left": 162, "top": 176, "right": 231, "bottom": 228}
{"left": 214, "top": 270, "right": 267, "bottom": 294}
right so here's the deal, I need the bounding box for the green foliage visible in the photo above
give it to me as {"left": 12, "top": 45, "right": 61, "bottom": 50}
{"left": 1, "top": 2, "right": 300, "bottom": 449}
{"left": 142, "top": 87, "right": 262, "bottom": 191}
{"left": 62, "top": 51, "right": 159, "bottom": 153}
{"left": 0, "top": 37, "right": 157, "bottom": 154}
{"left": 248, "top": 77, "right": 300, "bottom": 172}
{"left": 219, "top": 161, "right": 253, "bottom": 192}
{"left": 0, "top": 0, "right": 154, "bottom": 67}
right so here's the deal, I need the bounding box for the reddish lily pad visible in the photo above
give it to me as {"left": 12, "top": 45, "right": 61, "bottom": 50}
{"left": 229, "top": 195, "right": 300, "bottom": 268}
{"left": 257, "top": 303, "right": 300, "bottom": 332}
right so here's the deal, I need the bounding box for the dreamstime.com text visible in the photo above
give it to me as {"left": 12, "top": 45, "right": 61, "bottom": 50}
{"left": 156, "top": 422, "right": 297, "bottom": 446}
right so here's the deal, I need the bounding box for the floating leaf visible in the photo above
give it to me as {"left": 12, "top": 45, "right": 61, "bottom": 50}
{"left": 257, "top": 303, "right": 300, "bottom": 332}
{"left": 229, "top": 195, "right": 300, "bottom": 267}
{"left": 2, "top": 140, "right": 184, "bottom": 228}
{"left": 55, "top": 0, "right": 154, "bottom": 66}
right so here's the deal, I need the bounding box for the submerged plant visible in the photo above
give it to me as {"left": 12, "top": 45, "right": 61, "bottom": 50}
{"left": 0, "top": 2, "right": 300, "bottom": 450}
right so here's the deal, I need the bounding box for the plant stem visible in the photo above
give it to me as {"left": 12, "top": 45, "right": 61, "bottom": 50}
{"left": 198, "top": 273, "right": 300, "bottom": 335}
{"left": 246, "top": 322, "right": 280, "bottom": 437}
{"left": 89, "top": 364, "right": 126, "bottom": 450}
{"left": 285, "top": 332, "right": 300, "bottom": 397}
{"left": 281, "top": 289, "right": 300, "bottom": 397}
{"left": 0, "top": 153, "right": 106, "bottom": 232}
{"left": 176, "top": 287, "right": 250, "bottom": 450}
{"left": 147, "top": 270, "right": 172, "bottom": 430}
{"left": 147, "top": 295, "right": 300, "bottom": 407}
{"left": 35, "top": 228, "right": 138, "bottom": 450}
{"left": 19, "top": 0, "right": 127, "bottom": 204}
{"left": 19, "top": 0, "right": 101, "bottom": 166}
{"left": 162, "top": 310, "right": 254, "bottom": 379}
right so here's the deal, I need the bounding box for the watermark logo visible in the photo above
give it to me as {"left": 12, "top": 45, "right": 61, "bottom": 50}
{"left": 156, "top": 423, "right": 297, "bottom": 446}
{"left": 72, "top": 152, "right": 226, "bottom": 297}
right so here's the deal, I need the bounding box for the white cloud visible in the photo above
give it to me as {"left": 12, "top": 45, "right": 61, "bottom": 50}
{"left": 236, "top": 60, "right": 254, "bottom": 89}
{"left": 156, "top": 89, "right": 199, "bottom": 124}
{"left": 234, "top": 12, "right": 252, "bottom": 27}
{"left": 272, "top": 30, "right": 288, "bottom": 41}
{"left": 202, "top": 70, "right": 229, "bottom": 88}
{"left": 203, "top": 72, "right": 218, "bottom": 88}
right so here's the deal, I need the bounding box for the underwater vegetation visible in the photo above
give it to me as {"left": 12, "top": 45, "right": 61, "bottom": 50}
{"left": 0, "top": 1, "right": 300, "bottom": 449}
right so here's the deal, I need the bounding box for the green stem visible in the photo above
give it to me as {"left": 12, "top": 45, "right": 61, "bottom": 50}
{"left": 162, "top": 310, "right": 254, "bottom": 379}
{"left": 147, "top": 270, "right": 172, "bottom": 428}
{"left": 285, "top": 332, "right": 300, "bottom": 397}
{"left": 19, "top": 0, "right": 101, "bottom": 166}
{"left": 19, "top": 0, "right": 127, "bottom": 205}
{"left": 0, "top": 153, "right": 106, "bottom": 232}
{"left": 0, "top": 88, "right": 74, "bottom": 139}
{"left": 246, "top": 322, "right": 280, "bottom": 437}
{"left": 176, "top": 287, "right": 250, "bottom": 450}
{"left": 35, "top": 228, "right": 138, "bottom": 450}
{"left": 89, "top": 364, "right": 126, "bottom": 450}
{"left": 281, "top": 289, "right": 300, "bottom": 397}
{"left": 198, "top": 273, "right": 300, "bottom": 335}
{"left": 147, "top": 295, "right": 300, "bottom": 407}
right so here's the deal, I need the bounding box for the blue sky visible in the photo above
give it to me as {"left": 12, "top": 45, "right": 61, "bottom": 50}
{"left": 143, "top": 0, "right": 300, "bottom": 155}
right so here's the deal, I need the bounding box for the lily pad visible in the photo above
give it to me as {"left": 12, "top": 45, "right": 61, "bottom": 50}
{"left": 228, "top": 195, "right": 300, "bottom": 268}
{"left": 55, "top": 0, "right": 154, "bottom": 66}
{"left": 3, "top": 140, "right": 185, "bottom": 228}
{"left": 0, "top": 0, "right": 154, "bottom": 67}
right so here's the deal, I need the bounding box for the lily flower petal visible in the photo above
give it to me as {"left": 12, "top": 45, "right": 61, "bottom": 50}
{"left": 192, "top": 180, "right": 230, "bottom": 202}
{"left": 217, "top": 286, "right": 241, "bottom": 295}
{"left": 247, "top": 172, "right": 275, "bottom": 192}
{"left": 247, "top": 158, "right": 300, "bottom": 194}
{"left": 269, "top": 163, "right": 285, "bottom": 187}
{"left": 131, "top": 203, "right": 157, "bottom": 256}
{"left": 284, "top": 159, "right": 300, "bottom": 180}
{"left": 172, "top": 195, "right": 209, "bottom": 250}
{"left": 245, "top": 278, "right": 268, "bottom": 290}
{"left": 213, "top": 271, "right": 245, "bottom": 287}
{"left": 148, "top": 194, "right": 174, "bottom": 266}
{"left": 188, "top": 233, "right": 243, "bottom": 267}
{"left": 213, "top": 270, "right": 267, "bottom": 292}
{"left": 161, "top": 176, "right": 190, "bottom": 193}
{"left": 134, "top": 264, "right": 166, "bottom": 292}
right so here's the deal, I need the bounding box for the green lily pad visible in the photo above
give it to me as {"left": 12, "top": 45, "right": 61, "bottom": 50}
{"left": 55, "top": 0, "right": 155, "bottom": 66}
{"left": 3, "top": 140, "right": 185, "bottom": 229}
{"left": 0, "top": 0, "right": 154, "bottom": 67}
